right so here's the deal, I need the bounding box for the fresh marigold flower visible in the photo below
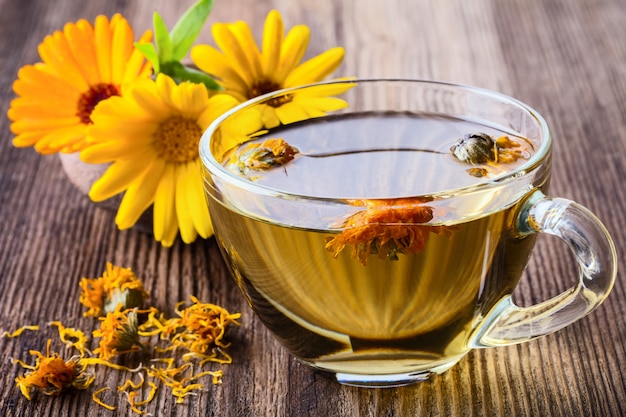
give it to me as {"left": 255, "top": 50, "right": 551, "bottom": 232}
{"left": 326, "top": 198, "right": 456, "bottom": 265}
{"left": 93, "top": 306, "right": 144, "bottom": 361}
{"left": 7, "top": 14, "right": 153, "bottom": 154}
{"left": 79, "top": 262, "right": 149, "bottom": 317}
{"left": 191, "top": 9, "right": 351, "bottom": 128}
{"left": 80, "top": 74, "right": 240, "bottom": 246}
{"left": 14, "top": 339, "right": 94, "bottom": 400}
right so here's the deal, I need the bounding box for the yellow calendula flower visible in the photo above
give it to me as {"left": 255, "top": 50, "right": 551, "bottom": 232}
{"left": 191, "top": 9, "right": 350, "bottom": 127}
{"left": 79, "top": 262, "right": 149, "bottom": 317}
{"left": 7, "top": 14, "right": 152, "bottom": 154}
{"left": 14, "top": 339, "right": 94, "bottom": 400}
{"left": 80, "top": 74, "right": 240, "bottom": 246}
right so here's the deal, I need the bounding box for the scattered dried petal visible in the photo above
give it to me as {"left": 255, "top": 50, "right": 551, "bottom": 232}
{"left": 3, "top": 325, "right": 40, "bottom": 338}
{"left": 92, "top": 387, "right": 116, "bottom": 411}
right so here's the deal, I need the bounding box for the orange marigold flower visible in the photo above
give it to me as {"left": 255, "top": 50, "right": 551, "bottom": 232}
{"left": 79, "top": 262, "right": 149, "bottom": 317}
{"left": 14, "top": 339, "right": 94, "bottom": 400}
{"left": 326, "top": 198, "right": 455, "bottom": 265}
{"left": 7, "top": 14, "right": 152, "bottom": 154}
{"left": 93, "top": 306, "right": 143, "bottom": 361}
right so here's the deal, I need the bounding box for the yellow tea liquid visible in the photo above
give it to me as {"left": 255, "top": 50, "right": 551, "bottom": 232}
{"left": 207, "top": 112, "right": 542, "bottom": 376}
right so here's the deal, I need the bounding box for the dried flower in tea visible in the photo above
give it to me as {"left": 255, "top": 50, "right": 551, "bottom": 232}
{"left": 326, "top": 198, "right": 455, "bottom": 265}
{"left": 225, "top": 138, "right": 300, "bottom": 175}
{"left": 450, "top": 132, "right": 532, "bottom": 177}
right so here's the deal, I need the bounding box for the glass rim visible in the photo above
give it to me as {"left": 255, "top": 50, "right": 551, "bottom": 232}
{"left": 199, "top": 78, "right": 552, "bottom": 202}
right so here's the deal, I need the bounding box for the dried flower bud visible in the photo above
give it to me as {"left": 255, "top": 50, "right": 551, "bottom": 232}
{"left": 450, "top": 133, "right": 496, "bottom": 164}
{"left": 226, "top": 138, "right": 299, "bottom": 175}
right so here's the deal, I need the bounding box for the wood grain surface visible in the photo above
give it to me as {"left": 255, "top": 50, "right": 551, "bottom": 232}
{"left": 1, "top": 0, "right": 625, "bottom": 416}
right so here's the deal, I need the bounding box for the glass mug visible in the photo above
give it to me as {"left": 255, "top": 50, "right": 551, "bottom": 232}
{"left": 199, "top": 79, "right": 617, "bottom": 387}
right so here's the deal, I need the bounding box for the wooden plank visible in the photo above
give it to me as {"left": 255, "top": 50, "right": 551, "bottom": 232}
{"left": 0, "top": 0, "right": 624, "bottom": 415}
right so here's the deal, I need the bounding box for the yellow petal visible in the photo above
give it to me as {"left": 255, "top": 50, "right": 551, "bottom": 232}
{"left": 11, "top": 116, "right": 80, "bottom": 133}
{"left": 173, "top": 81, "right": 209, "bottom": 115}
{"left": 116, "top": 158, "right": 165, "bottom": 229}
{"left": 12, "top": 65, "right": 81, "bottom": 100}
{"left": 153, "top": 163, "right": 179, "bottom": 246}
{"left": 42, "top": 124, "right": 89, "bottom": 152}
{"left": 284, "top": 47, "right": 345, "bottom": 87}
{"left": 212, "top": 22, "right": 255, "bottom": 86}
{"left": 275, "top": 102, "right": 310, "bottom": 125}
{"left": 9, "top": 98, "right": 78, "bottom": 118}
{"left": 197, "top": 94, "right": 240, "bottom": 128}
{"left": 64, "top": 20, "right": 100, "bottom": 85}
{"left": 186, "top": 161, "right": 214, "bottom": 238}
{"left": 191, "top": 44, "right": 249, "bottom": 96}
{"left": 94, "top": 15, "right": 113, "bottom": 83}
{"left": 275, "top": 25, "right": 310, "bottom": 82}
{"left": 12, "top": 131, "right": 46, "bottom": 148}
{"left": 175, "top": 163, "right": 199, "bottom": 244}
{"left": 155, "top": 74, "right": 179, "bottom": 112}
{"left": 88, "top": 152, "right": 152, "bottom": 201}
{"left": 261, "top": 10, "right": 284, "bottom": 77}
{"left": 123, "top": 30, "right": 153, "bottom": 84}
{"left": 230, "top": 21, "right": 263, "bottom": 82}
{"left": 37, "top": 32, "right": 89, "bottom": 92}
{"left": 111, "top": 16, "right": 134, "bottom": 85}
{"left": 292, "top": 95, "right": 349, "bottom": 113}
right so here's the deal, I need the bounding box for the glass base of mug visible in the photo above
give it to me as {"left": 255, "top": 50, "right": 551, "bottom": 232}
{"left": 309, "top": 356, "right": 462, "bottom": 388}
{"left": 334, "top": 370, "right": 434, "bottom": 388}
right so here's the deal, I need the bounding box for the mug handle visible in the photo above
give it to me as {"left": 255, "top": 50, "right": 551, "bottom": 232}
{"left": 475, "top": 190, "right": 617, "bottom": 347}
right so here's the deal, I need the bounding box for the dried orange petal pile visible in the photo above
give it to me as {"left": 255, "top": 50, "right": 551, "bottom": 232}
{"left": 4, "top": 263, "right": 241, "bottom": 414}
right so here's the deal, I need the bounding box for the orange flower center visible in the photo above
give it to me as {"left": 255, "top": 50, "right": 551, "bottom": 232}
{"left": 154, "top": 116, "right": 203, "bottom": 163}
{"left": 248, "top": 79, "right": 292, "bottom": 107}
{"left": 77, "top": 83, "right": 120, "bottom": 124}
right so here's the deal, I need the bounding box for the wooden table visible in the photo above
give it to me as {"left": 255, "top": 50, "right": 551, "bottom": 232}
{"left": 1, "top": 0, "right": 624, "bottom": 416}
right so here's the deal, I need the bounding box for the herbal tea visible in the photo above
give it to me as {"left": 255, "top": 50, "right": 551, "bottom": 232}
{"left": 208, "top": 112, "right": 542, "bottom": 376}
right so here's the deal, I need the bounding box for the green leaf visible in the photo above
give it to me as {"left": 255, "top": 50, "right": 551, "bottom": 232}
{"left": 161, "top": 61, "right": 222, "bottom": 91}
{"left": 170, "top": 0, "right": 215, "bottom": 61}
{"left": 153, "top": 11, "right": 173, "bottom": 63}
{"left": 134, "top": 42, "right": 160, "bottom": 73}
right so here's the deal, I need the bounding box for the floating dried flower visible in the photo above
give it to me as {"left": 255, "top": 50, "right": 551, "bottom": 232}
{"left": 79, "top": 262, "right": 149, "bottom": 317}
{"left": 225, "top": 138, "right": 299, "bottom": 175}
{"left": 92, "top": 306, "right": 144, "bottom": 361}
{"left": 191, "top": 9, "right": 350, "bottom": 127}
{"left": 450, "top": 132, "right": 532, "bottom": 177}
{"left": 7, "top": 14, "right": 152, "bottom": 154}
{"left": 14, "top": 339, "right": 94, "bottom": 400}
{"left": 326, "top": 198, "right": 455, "bottom": 265}
{"left": 80, "top": 74, "right": 240, "bottom": 246}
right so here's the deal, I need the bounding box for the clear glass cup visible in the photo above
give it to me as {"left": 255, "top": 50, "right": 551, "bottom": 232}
{"left": 199, "top": 79, "right": 617, "bottom": 387}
